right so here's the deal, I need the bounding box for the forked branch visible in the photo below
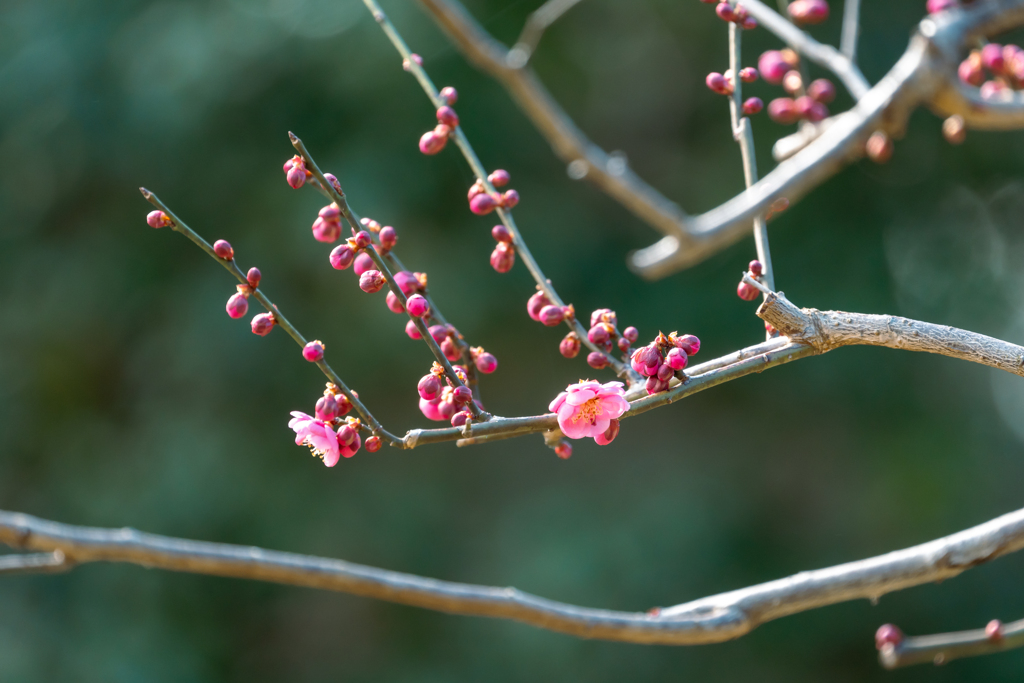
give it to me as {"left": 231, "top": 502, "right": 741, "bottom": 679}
{"left": 3, "top": 505, "right": 1023, "bottom": 645}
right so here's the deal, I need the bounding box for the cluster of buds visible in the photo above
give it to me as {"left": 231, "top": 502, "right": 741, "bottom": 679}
{"left": 759, "top": 50, "right": 835, "bottom": 125}
{"left": 467, "top": 169, "right": 520, "bottom": 216}
{"left": 419, "top": 88, "right": 461, "bottom": 155}
{"left": 418, "top": 362, "right": 475, "bottom": 425}
{"left": 288, "top": 384, "right": 362, "bottom": 466}
{"left": 359, "top": 217, "right": 398, "bottom": 253}
{"left": 527, "top": 289, "right": 573, "bottom": 330}
{"left": 425, "top": 323, "right": 465, "bottom": 362}
{"left": 630, "top": 331, "right": 701, "bottom": 395}
{"left": 490, "top": 224, "right": 516, "bottom": 273}
{"left": 958, "top": 43, "right": 1024, "bottom": 101}
{"left": 698, "top": 0, "right": 758, "bottom": 30}
{"left": 581, "top": 308, "right": 640, "bottom": 370}
{"left": 705, "top": 67, "right": 763, "bottom": 115}
{"left": 283, "top": 155, "right": 313, "bottom": 189}
{"left": 786, "top": 0, "right": 829, "bottom": 24}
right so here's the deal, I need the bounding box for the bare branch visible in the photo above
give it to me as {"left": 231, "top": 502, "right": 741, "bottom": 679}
{"left": 840, "top": 0, "right": 862, "bottom": 62}
{"left": 507, "top": 0, "right": 587, "bottom": 69}
{"left": 0, "top": 550, "right": 68, "bottom": 576}
{"left": 3, "top": 505, "right": 1023, "bottom": 644}
{"left": 880, "top": 618, "right": 1024, "bottom": 669}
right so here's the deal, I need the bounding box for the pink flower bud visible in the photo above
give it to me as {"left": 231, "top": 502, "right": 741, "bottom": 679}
{"left": 490, "top": 242, "right": 515, "bottom": 273}
{"left": 405, "top": 319, "right": 422, "bottom": 339}
{"left": 419, "top": 130, "right": 448, "bottom": 155}
{"left": 656, "top": 362, "right": 675, "bottom": 382}
{"left": 434, "top": 123, "right": 451, "bottom": 138}
{"left": 539, "top": 304, "right": 565, "bottom": 327}
{"left": 587, "top": 352, "right": 609, "bottom": 370}
{"left": 491, "top": 224, "right": 512, "bottom": 242}
{"left": 213, "top": 239, "right": 234, "bottom": 260}
{"left": 595, "top": 418, "right": 620, "bottom": 445}
{"left": 312, "top": 216, "right": 341, "bottom": 243}
{"left": 439, "top": 86, "right": 458, "bottom": 105}
{"left": 715, "top": 2, "right": 737, "bottom": 22}
{"left": 942, "top": 115, "right": 966, "bottom": 145}
{"left": 623, "top": 326, "right": 639, "bottom": 343}
{"left": 501, "top": 189, "right": 519, "bottom": 208}
{"left": 359, "top": 270, "right": 386, "bottom": 293}
{"left": 554, "top": 442, "right": 572, "bottom": 459}
{"left": 436, "top": 105, "right": 459, "bottom": 128}
{"left": 319, "top": 205, "right": 341, "bottom": 221}
{"left": 470, "top": 193, "right": 498, "bottom": 215}
{"left": 429, "top": 324, "right": 448, "bottom": 343}
{"left": 407, "top": 293, "right": 429, "bottom": 318}
{"left": 226, "top": 292, "right": 249, "bottom": 319}
{"left": 788, "top": 0, "right": 829, "bottom": 24}
{"left": 807, "top": 78, "right": 836, "bottom": 104}
{"left": 286, "top": 163, "right": 306, "bottom": 189}
{"left": 741, "top": 15, "right": 757, "bottom": 29}
{"left": 251, "top": 312, "right": 276, "bottom": 336}
{"left": 758, "top": 51, "right": 789, "bottom": 84}
{"left": 452, "top": 385, "right": 472, "bottom": 404}
{"left": 588, "top": 325, "right": 610, "bottom": 345}
{"left": 246, "top": 267, "right": 261, "bottom": 288}
{"left": 353, "top": 251, "right": 374, "bottom": 276}
{"left": 742, "top": 97, "right": 763, "bottom": 115}
{"left": 959, "top": 54, "right": 985, "bottom": 86}
{"left": 378, "top": 226, "right": 397, "bottom": 250}
{"left": 738, "top": 67, "right": 759, "bottom": 83}
{"left": 645, "top": 376, "right": 669, "bottom": 395}
{"left": 488, "top": 169, "right": 510, "bottom": 187}
{"left": 794, "top": 96, "right": 828, "bottom": 122}
{"left": 467, "top": 181, "right": 486, "bottom": 201}
{"left": 560, "top": 332, "right": 581, "bottom": 358}
{"left": 617, "top": 337, "right": 631, "bottom": 352}
{"left": 146, "top": 210, "right": 171, "bottom": 229}
{"left": 749, "top": 259, "right": 764, "bottom": 276}
{"left": 631, "top": 345, "right": 662, "bottom": 376}
{"left": 451, "top": 411, "right": 471, "bottom": 427}
{"left": 981, "top": 43, "right": 1005, "bottom": 73}
{"left": 675, "top": 334, "right": 701, "bottom": 355}
{"left": 705, "top": 72, "right": 733, "bottom": 95}
{"left": 418, "top": 374, "right": 442, "bottom": 401}
{"left": 315, "top": 394, "right": 339, "bottom": 420}
{"left": 354, "top": 231, "right": 372, "bottom": 250}
{"left": 528, "top": 291, "right": 552, "bottom": 321}
{"left": 782, "top": 70, "right": 803, "bottom": 95}
{"left": 303, "top": 341, "right": 324, "bottom": 362}
{"left": 335, "top": 393, "right": 353, "bottom": 416}
{"left": 874, "top": 624, "right": 903, "bottom": 650}
{"left": 926, "top": 0, "right": 958, "bottom": 12}
{"left": 980, "top": 79, "right": 1009, "bottom": 100}
{"left": 474, "top": 351, "right": 497, "bottom": 374}
{"left": 330, "top": 243, "right": 355, "bottom": 270}
{"left": 737, "top": 281, "right": 760, "bottom": 301}
{"left": 386, "top": 290, "right": 405, "bottom": 314}
{"left": 323, "top": 173, "right": 342, "bottom": 193}
{"left": 865, "top": 131, "right": 893, "bottom": 164}
{"left": 402, "top": 53, "right": 423, "bottom": 71}
{"left": 365, "top": 435, "right": 382, "bottom": 453}
{"left": 986, "top": 620, "right": 1003, "bottom": 641}
{"left": 666, "top": 347, "right": 688, "bottom": 371}
{"left": 337, "top": 424, "right": 357, "bottom": 446}
{"left": 441, "top": 337, "right": 461, "bottom": 362}
{"left": 768, "top": 97, "right": 799, "bottom": 125}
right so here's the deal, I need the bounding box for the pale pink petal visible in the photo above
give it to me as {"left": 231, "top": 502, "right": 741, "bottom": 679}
{"left": 548, "top": 392, "right": 567, "bottom": 413}
{"left": 590, "top": 417, "right": 610, "bottom": 437}
{"left": 565, "top": 389, "right": 596, "bottom": 406}
{"left": 420, "top": 397, "right": 445, "bottom": 421}
{"left": 323, "top": 447, "right": 341, "bottom": 467}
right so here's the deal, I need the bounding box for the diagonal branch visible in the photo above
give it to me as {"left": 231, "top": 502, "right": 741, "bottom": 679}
{"left": 880, "top": 617, "right": 1024, "bottom": 668}
{"left": 507, "top": 0, "right": 587, "bottom": 69}
{"left": 3, "top": 505, "right": 1024, "bottom": 644}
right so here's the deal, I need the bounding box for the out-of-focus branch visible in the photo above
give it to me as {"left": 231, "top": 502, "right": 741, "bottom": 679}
{"left": 0, "top": 550, "right": 68, "bottom": 576}
{"left": 879, "top": 617, "right": 1024, "bottom": 668}
{"left": 840, "top": 0, "right": 861, "bottom": 62}
{"left": 3, "top": 506, "right": 1024, "bottom": 644}
{"left": 507, "top": 0, "right": 587, "bottom": 69}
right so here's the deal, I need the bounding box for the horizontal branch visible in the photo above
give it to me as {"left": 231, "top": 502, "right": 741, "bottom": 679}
{"left": 0, "top": 550, "right": 68, "bottom": 576}
{"left": 3, "top": 505, "right": 1023, "bottom": 644}
{"left": 880, "top": 617, "right": 1024, "bottom": 668}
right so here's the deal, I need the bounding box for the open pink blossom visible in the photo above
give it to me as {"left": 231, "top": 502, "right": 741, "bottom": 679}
{"left": 288, "top": 411, "right": 342, "bottom": 467}
{"left": 549, "top": 380, "right": 629, "bottom": 442}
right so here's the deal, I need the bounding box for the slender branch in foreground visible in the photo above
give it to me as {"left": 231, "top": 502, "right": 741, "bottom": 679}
{"left": 364, "top": 0, "right": 633, "bottom": 381}
{"left": 749, "top": 276, "right": 1024, "bottom": 377}
{"left": 418, "top": 0, "right": 1024, "bottom": 278}
{"left": 0, "top": 550, "right": 68, "bottom": 576}
{"left": 506, "top": 0, "right": 586, "bottom": 69}
{"left": 3, "top": 506, "right": 1023, "bottom": 645}
{"left": 880, "top": 617, "right": 1024, "bottom": 669}
{"left": 840, "top": 0, "right": 861, "bottom": 62}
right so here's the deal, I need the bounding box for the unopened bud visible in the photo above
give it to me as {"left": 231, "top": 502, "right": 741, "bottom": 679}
{"left": 303, "top": 341, "right": 325, "bottom": 362}
{"left": 213, "top": 239, "right": 234, "bottom": 260}
{"left": 146, "top": 210, "right": 172, "bottom": 229}
{"left": 559, "top": 332, "right": 581, "bottom": 358}
{"left": 359, "top": 270, "right": 386, "bottom": 293}
{"left": 246, "top": 267, "right": 262, "bottom": 289}
{"left": 251, "top": 312, "right": 276, "bottom": 336}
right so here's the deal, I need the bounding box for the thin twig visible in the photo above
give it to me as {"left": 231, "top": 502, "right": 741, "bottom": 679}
{"left": 3, "top": 506, "right": 1023, "bottom": 644}
{"left": 507, "top": 0, "right": 587, "bottom": 69}
{"left": 880, "top": 618, "right": 1024, "bottom": 669}
{"left": 0, "top": 550, "right": 68, "bottom": 576}
{"left": 364, "top": 0, "right": 633, "bottom": 381}
{"left": 840, "top": 0, "right": 861, "bottom": 62}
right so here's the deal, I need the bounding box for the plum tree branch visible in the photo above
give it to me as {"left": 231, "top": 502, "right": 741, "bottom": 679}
{"left": 2, "top": 505, "right": 1023, "bottom": 645}
{"left": 507, "top": 0, "right": 587, "bottom": 69}
{"left": 880, "top": 617, "right": 1024, "bottom": 669}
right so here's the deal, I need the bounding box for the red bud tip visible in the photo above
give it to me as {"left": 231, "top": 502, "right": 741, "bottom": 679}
{"left": 302, "top": 341, "right": 325, "bottom": 363}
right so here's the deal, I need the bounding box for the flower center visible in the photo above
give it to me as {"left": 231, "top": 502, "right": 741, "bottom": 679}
{"left": 571, "top": 397, "right": 601, "bottom": 425}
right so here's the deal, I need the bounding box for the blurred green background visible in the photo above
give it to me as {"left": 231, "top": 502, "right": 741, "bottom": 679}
{"left": 2, "top": 0, "right": 1024, "bottom": 680}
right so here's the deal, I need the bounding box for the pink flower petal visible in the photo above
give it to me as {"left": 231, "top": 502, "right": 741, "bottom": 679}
{"left": 548, "top": 392, "right": 567, "bottom": 413}
{"left": 565, "top": 389, "right": 596, "bottom": 406}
